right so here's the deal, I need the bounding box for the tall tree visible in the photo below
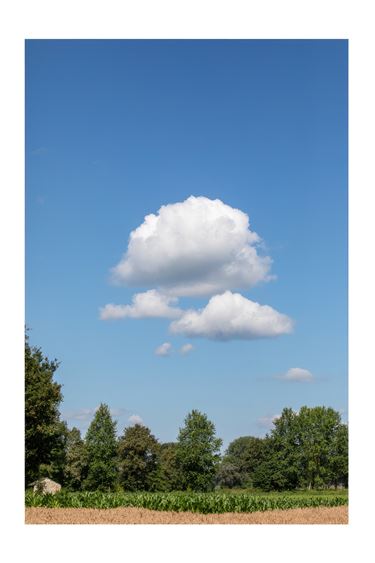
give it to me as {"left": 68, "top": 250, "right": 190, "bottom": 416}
{"left": 84, "top": 404, "right": 118, "bottom": 491}
{"left": 118, "top": 424, "right": 160, "bottom": 491}
{"left": 25, "top": 332, "right": 64, "bottom": 485}
{"left": 64, "top": 427, "right": 88, "bottom": 491}
{"left": 296, "top": 406, "right": 343, "bottom": 489}
{"left": 176, "top": 409, "right": 222, "bottom": 491}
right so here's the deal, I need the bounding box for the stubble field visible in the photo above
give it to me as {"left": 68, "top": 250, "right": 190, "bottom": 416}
{"left": 25, "top": 505, "right": 348, "bottom": 524}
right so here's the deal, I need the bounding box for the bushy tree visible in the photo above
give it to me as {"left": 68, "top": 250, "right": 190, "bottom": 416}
{"left": 25, "top": 332, "right": 64, "bottom": 485}
{"left": 118, "top": 424, "right": 160, "bottom": 491}
{"left": 64, "top": 427, "right": 88, "bottom": 490}
{"left": 253, "top": 406, "right": 349, "bottom": 490}
{"left": 296, "top": 406, "right": 343, "bottom": 489}
{"left": 215, "top": 461, "right": 243, "bottom": 489}
{"left": 223, "top": 436, "right": 265, "bottom": 488}
{"left": 176, "top": 410, "right": 222, "bottom": 491}
{"left": 84, "top": 404, "right": 118, "bottom": 491}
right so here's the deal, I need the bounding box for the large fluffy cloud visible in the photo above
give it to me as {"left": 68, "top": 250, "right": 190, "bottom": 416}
{"left": 99, "top": 290, "right": 182, "bottom": 320}
{"left": 170, "top": 291, "right": 293, "bottom": 341}
{"left": 111, "top": 196, "right": 272, "bottom": 297}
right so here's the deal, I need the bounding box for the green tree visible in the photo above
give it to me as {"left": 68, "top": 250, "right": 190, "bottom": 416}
{"left": 223, "top": 436, "right": 265, "bottom": 487}
{"left": 118, "top": 424, "right": 160, "bottom": 491}
{"left": 38, "top": 420, "right": 69, "bottom": 484}
{"left": 84, "top": 404, "right": 118, "bottom": 491}
{"left": 158, "top": 442, "right": 181, "bottom": 491}
{"left": 63, "top": 427, "right": 88, "bottom": 491}
{"left": 25, "top": 332, "right": 64, "bottom": 485}
{"left": 215, "top": 461, "right": 243, "bottom": 489}
{"left": 296, "top": 406, "right": 343, "bottom": 489}
{"left": 253, "top": 409, "right": 302, "bottom": 491}
{"left": 253, "top": 406, "right": 349, "bottom": 491}
{"left": 328, "top": 423, "right": 348, "bottom": 488}
{"left": 176, "top": 409, "right": 222, "bottom": 491}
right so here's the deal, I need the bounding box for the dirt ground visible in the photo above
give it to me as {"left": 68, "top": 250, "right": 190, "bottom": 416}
{"left": 25, "top": 505, "right": 348, "bottom": 524}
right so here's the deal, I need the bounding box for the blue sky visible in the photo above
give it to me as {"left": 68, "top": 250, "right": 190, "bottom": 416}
{"left": 25, "top": 39, "right": 347, "bottom": 449}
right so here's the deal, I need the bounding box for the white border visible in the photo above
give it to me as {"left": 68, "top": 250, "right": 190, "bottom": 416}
{"left": 1, "top": 1, "right": 374, "bottom": 561}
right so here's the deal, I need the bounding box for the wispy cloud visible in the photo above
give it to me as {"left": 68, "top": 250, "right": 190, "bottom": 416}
{"left": 257, "top": 414, "right": 280, "bottom": 430}
{"left": 30, "top": 147, "right": 48, "bottom": 156}
{"left": 128, "top": 414, "right": 144, "bottom": 426}
{"left": 155, "top": 342, "right": 172, "bottom": 356}
{"left": 180, "top": 343, "right": 194, "bottom": 355}
{"left": 63, "top": 406, "right": 128, "bottom": 422}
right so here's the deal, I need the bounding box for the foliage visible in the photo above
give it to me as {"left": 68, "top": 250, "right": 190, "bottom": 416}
{"left": 63, "top": 427, "right": 88, "bottom": 491}
{"left": 84, "top": 404, "right": 118, "bottom": 491}
{"left": 253, "top": 406, "right": 349, "bottom": 490}
{"left": 118, "top": 424, "right": 160, "bottom": 491}
{"left": 157, "top": 442, "right": 181, "bottom": 491}
{"left": 221, "top": 436, "right": 265, "bottom": 487}
{"left": 25, "top": 332, "right": 64, "bottom": 485}
{"left": 328, "top": 423, "right": 348, "bottom": 488}
{"left": 176, "top": 410, "right": 222, "bottom": 491}
{"left": 215, "top": 462, "right": 243, "bottom": 488}
{"left": 25, "top": 489, "right": 348, "bottom": 513}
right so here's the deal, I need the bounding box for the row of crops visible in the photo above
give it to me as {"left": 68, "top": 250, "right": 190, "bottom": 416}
{"left": 25, "top": 490, "right": 348, "bottom": 514}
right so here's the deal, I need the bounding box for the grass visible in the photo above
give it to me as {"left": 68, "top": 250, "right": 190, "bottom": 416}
{"left": 25, "top": 488, "right": 348, "bottom": 514}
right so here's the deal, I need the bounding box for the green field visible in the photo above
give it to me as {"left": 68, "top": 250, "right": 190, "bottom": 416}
{"left": 25, "top": 489, "right": 348, "bottom": 514}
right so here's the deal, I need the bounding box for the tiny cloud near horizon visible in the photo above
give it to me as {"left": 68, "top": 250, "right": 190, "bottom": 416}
{"left": 99, "top": 195, "right": 294, "bottom": 342}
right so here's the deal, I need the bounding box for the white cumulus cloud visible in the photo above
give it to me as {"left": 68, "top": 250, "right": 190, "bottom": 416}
{"left": 180, "top": 343, "right": 194, "bottom": 355}
{"left": 155, "top": 342, "right": 172, "bottom": 356}
{"left": 280, "top": 367, "right": 314, "bottom": 382}
{"left": 99, "top": 289, "right": 182, "bottom": 320}
{"left": 111, "top": 196, "right": 273, "bottom": 297}
{"left": 170, "top": 291, "right": 293, "bottom": 341}
{"left": 128, "top": 414, "right": 144, "bottom": 426}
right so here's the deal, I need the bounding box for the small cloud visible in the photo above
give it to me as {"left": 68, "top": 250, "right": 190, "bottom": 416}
{"left": 62, "top": 407, "right": 98, "bottom": 422}
{"left": 257, "top": 414, "right": 280, "bottom": 429}
{"left": 155, "top": 342, "right": 172, "bottom": 356}
{"left": 99, "top": 290, "right": 182, "bottom": 320}
{"left": 180, "top": 343, "right": 194, "bottom": 355}
{"left": 278, "top": 367, "right": 314, "bottom": 382}
{"left": 128, "top": 414, "right": 144, "bottom": 426}
{"left": 63, "top": 406, "right": 128, "bottom": 422}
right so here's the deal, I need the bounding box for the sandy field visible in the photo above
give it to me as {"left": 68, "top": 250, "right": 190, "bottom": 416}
{"left": 25, "top": 505, "right": 348, "bottom": 524}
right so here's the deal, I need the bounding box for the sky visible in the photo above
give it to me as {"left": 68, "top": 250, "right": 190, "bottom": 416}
{"left": 25, "top": 39, "right": 348, "bottom": 449}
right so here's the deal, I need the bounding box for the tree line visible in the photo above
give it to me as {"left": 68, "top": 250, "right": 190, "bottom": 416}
{"left": 25, "top": 334, "right": 348, "bottom": 492}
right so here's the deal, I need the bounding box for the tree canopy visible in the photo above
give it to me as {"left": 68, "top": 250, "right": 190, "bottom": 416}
{"left": 118, "top": 424, "right": 160, "bottom": 491}
{"left": 84, "top": 403, "right": 118, "bottom": 491}
{"left": 176, "top": 409, "right": 222, "bottom": 491}
{"left": 25, "top": 332, "right": 64, "bottom": 485}
{"left": 253, "top": 406, "right": 348, "bottom": 490}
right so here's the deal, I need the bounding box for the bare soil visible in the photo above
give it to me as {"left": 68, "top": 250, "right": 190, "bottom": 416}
{"left": 25, "top": 505, "right": 348, "bottom": 525}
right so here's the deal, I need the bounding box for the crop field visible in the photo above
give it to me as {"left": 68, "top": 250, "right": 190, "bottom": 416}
{"left": 25, "top": 489, "right": 348, "bottom": 514}
{"left": 25, "top": 505, "right": 348, "bottom": 524}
